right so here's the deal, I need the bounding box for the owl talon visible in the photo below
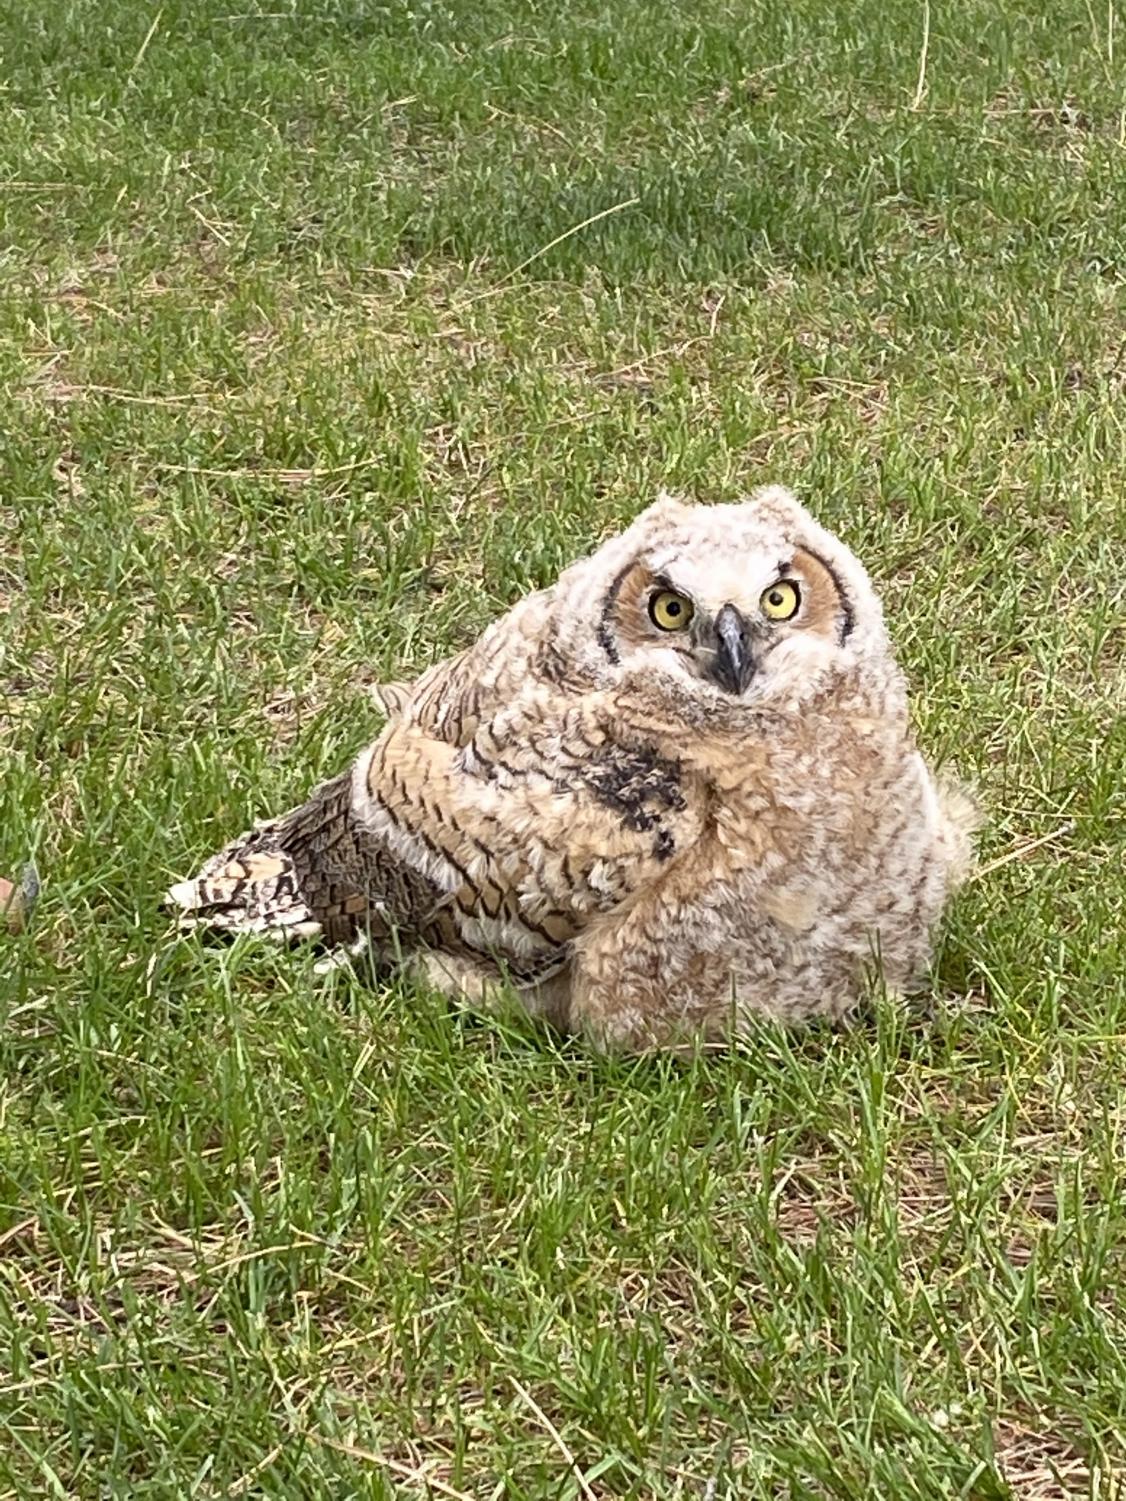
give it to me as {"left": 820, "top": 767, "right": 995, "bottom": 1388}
{"left": 313, "top": 932, "right": 371, "bottom": 975}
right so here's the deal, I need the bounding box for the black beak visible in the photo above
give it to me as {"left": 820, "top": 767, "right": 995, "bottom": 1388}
{"left": 711, "top": 604, "right": 757, "bottom": 694}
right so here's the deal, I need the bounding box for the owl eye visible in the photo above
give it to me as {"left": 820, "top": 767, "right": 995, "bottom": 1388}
{"left": 760, "top": 580, "right": 801, "bottom": 621}
{"left": 648, "top": 589, "right": 695, "bottom": 631}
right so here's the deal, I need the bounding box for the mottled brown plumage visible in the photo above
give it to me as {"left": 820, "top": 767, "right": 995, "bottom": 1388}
{"left": 168, "top": 487, "right": 977, "bottom": 1051}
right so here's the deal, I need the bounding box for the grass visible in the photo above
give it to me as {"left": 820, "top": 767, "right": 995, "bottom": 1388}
{"left": 1, "top": 0, "right": 1125, "bottom": 1494}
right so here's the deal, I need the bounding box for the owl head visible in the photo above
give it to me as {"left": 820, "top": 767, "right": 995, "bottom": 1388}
{"left": 550, "top": 486, "right": 894, "bottom": 711}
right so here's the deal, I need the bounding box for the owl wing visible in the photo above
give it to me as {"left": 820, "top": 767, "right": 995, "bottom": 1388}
{"left": 168, "top": 690, "right": 705, "bottom": 984}
{"left": 368, "top": 586, "right": 589, "bottom": 749}
{"left": 352, "top": 693, "right": 704, "bottom": 979}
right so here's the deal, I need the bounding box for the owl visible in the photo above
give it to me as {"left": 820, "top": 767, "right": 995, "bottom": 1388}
{"left": 167, "top": 486, "right": 976, "bottom": 1053}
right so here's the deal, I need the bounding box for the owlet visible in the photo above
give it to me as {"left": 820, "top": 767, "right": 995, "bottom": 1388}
{"left": 167, "top": 487, "right": 976, "bottom": 1051}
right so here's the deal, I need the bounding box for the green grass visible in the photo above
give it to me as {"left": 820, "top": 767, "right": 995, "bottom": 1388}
{"left": 2, "top": 0, "right": 1125, "bottom": 1494}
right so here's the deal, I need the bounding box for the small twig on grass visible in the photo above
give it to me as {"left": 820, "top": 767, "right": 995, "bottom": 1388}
{"left": 227, "top": 1444, "right": 285, "bottom": 1497}
{"left": 38, "top": 383, "right": 226, "bottom": 410}
{"left": 179, "top": 1240, "right": 305, "bottom": 1282}
{"left": 509, "top": 1375, "right": 598, "bottom": 1501}
{"left": 310, "top": 1435, "right": 475, "bottom": 1501}
{"left": 970, "top": 822, "right": 1075, "bottom": 882}
{"left": 911, "top": 0, "right": 930, "bottom": 110}
{"left": 484, "top": 101, "right": 572, "bottom": 146}
{"left": 706, "top": 293, "right": 726, "bottom": 339}
{"left": 125, "top": 9, "right": 163, "bottom": 88}
{"left": 187, "top": 201, "right": 232, "bottom": 245}
{"left": 0, "top": 1216, "right": 38, "bottom": 1251}
{"left": 153, "top": 456, "right": 380, "bottom": 480}
{"left": 458, "top": 197, "right": 640, "bottom": 307}
{"left": 0, "top": 181, "right": 77, "bottom": 192}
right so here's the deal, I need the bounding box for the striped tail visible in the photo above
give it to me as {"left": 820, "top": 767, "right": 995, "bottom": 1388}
{"left": 165, "top": 768, "right": 373, "bottom": 947}
{"left": 165, "top": 825, "right": 324, "bottom": 941}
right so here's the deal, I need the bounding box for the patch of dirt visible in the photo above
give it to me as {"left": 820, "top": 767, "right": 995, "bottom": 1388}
{"left": 993, "top": 1417, "right": 1105, "bottom": 1500}
{"left": 773, "top": 1157, "right": 857, "bottom": 1244}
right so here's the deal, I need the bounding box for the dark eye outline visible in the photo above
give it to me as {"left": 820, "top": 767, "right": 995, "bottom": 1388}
{"left": 761, "top": 580, "right": 801, "bottom": 621}
{"left": 648, "top": 589, "right": 695, "bottom": 631}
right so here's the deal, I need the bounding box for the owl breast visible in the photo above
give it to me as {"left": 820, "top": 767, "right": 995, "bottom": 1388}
{"left": 569, "top": 702, "right": 959, "bottom": 1049}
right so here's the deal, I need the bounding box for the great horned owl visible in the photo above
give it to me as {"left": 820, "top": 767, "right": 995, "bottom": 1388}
{"left": 167, "top": 487, "right": 976, "bottom": 1052}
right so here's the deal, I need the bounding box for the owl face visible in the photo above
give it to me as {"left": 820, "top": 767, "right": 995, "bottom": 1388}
{"left": 553, "top": 486, "right": 888, "bottom": 708}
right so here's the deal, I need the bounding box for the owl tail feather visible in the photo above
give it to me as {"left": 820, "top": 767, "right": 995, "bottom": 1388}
{"left": 165, "top": 834, "right": 323, "bottom": 941}
{"left": 166, "top": 770, "right": 379, "bottom": 951}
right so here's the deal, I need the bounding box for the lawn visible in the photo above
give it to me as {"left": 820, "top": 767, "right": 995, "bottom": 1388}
{"left": 1, "top": 0, "right": 1125, "bottom": 1495}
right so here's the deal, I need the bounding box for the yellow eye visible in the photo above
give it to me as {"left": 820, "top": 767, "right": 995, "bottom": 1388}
{"left": 760, "top": 580, "right": 801, "bottom": 621}
{"left": 648, "top": 589, "right": 695, "bottom": 631}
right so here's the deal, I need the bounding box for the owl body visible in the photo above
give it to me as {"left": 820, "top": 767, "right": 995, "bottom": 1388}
{"left": 168, "top": 487, "right": 975, "bottom": 1052}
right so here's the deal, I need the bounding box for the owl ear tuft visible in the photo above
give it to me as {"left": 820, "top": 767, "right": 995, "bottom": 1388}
{"left": 641, "top": 489, "right": 690, "bottom": 521}
{"left": 748, "top": 483, "right": 803, "bottom": 515}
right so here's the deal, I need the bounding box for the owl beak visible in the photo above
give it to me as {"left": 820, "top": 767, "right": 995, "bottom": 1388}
{"left": 711, "top": 604, "right": 758, "bottom": 694}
